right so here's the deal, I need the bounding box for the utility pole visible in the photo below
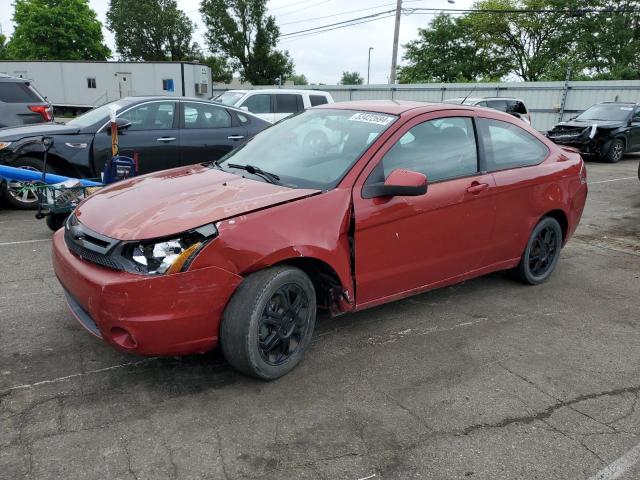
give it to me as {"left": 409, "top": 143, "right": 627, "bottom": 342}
{"left": 389, "top": 0, "right": 402, "bottom": 84}
{"left": 367, "top": 47, "right": 374, "bottom": 85}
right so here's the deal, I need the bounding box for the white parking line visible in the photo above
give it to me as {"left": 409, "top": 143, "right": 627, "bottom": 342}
{"left": 589, "top": 176, "right": 637, "bottom": 185}
{"left": 587, "top": 442, "right": 640, "bottom": 480}
{"left": 0, "top": 238, "right": 50, "bottom": 247}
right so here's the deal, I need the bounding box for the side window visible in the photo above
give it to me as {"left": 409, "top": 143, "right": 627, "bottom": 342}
{"left": 236, "top": 112, "right": 251, "bottom": 125}
{"left": 479, "top": 118, "right": 548, "bottom": 171}
{"left": 487, "top": 100, "right": 508, "bottom": 112}
{"left": 632, "top": 108, "right": 640, "bottom": 123}
{"left": 242, "top": 94, "right": 272, "bottom": 114}
{"left": 310, "top": 95, "right": 329, "bottom": 107}
{"left": 476, "top": 101, "right": 488, "bottom": 107}
{"left": 514, "top": 101, "right": 528, "bottom": 114}
{"left": 275, "top": 94, "right": 303, "bottom": 114}
{"left": 119, "top": 102, "right": 176, "bottom": 130}
{"left": 183, "top": 102, "right": 231, "bottom": 129}
{"left": 381, "top": 117, "right": 478, "bottom": 182}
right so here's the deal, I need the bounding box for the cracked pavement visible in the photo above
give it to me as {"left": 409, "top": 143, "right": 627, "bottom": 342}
{"left": 1, "top": 157, "right": 639, "bottom": 480}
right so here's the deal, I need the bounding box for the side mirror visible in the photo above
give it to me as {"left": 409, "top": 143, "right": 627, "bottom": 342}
{"left": 362, "top": 169, "right": 428, "bottom": 199}
{"left": 108, "top": 118, "right": 132, "bottom": 132}
{"left": 240, "top": 106, "right": 249, "bottom": 112}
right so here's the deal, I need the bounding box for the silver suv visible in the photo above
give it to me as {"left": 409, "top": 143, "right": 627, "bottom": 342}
{"left": 0, "top": 75, "right": 53, "bottom": 128}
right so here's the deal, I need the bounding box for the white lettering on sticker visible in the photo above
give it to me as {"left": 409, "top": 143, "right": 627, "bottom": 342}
{"left": 349, "top": 112, "right": 395, "bottom": 126}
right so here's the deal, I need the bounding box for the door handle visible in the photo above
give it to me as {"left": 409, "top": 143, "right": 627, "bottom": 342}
{"left": 156, "top": 137, "right": 176, "bottom": 142}
{"left": 228, "top": 135, "right": 245, "bottom": 140}
{"left": 466, "top": 182, "right": 489, "bottom": 195}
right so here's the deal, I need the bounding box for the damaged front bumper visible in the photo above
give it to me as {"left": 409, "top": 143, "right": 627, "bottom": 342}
{"left": 52, "top": 229, "right": 243, "bottom": 356}
{"left": 546, "top": 126, "right": 610, "bottom": 157}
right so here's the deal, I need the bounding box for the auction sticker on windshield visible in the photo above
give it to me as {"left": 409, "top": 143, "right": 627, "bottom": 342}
{"left": 349, "top": 112, "right": 396, "bottom": 125}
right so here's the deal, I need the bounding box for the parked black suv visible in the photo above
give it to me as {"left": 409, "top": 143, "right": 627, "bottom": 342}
{"left": 0, "top": 75, "right": 53, "bottom": 128}
{"left": 0, "top": 96, "right": 270, "bottom": 208}
{"left": 547, "top": 102, "right": 640, "bottom": 162}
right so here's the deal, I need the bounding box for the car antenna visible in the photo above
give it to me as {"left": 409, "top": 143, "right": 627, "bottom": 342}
{"left": 461, "top": 85, "right": 477, "bottom": 104}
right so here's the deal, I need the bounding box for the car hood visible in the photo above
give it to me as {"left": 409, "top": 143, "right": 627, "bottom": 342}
{"left": 552, "top": 119, "right": 625, "bottom": 130}
{"left": 75, "top": 164, "right": 321, "bottom": 241}
{"left": 0, "top": 122, "right": 81, "bottom": 140}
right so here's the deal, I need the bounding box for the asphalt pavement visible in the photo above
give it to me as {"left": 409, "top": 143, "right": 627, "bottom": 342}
{"left": 0, "top": 157, "right": 639, "bottom": 480}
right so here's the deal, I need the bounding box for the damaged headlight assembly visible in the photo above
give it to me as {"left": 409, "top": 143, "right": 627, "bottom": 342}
{"left": 123, "top": 223, "right": 218, "bottom": 275}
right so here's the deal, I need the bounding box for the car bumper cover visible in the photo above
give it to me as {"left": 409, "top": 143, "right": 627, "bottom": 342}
{"left": 52, "top": 229, "right": 243, "bottom": 356}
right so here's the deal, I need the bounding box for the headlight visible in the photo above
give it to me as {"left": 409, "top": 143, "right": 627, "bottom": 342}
{"left": 0, "top": 142, "right": 12, "bottom": 150}
{"left": 124, "top": 223, "right": 218, "bottom": 275}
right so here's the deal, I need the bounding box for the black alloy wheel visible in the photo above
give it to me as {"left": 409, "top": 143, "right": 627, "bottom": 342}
{"left": 513, "top": 216, "right": 563, "bottom": 285}
{"left": 258, "top": 283, "right": 311, "bottom": 366}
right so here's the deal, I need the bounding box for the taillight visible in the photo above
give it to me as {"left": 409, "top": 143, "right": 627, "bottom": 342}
{"left": 579, "top": 161, "right": 587, "bottom": 184}
{"left": 28, "top": 105, "right": 53, "bottom": 122}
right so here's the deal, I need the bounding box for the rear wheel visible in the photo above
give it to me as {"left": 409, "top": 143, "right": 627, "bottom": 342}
{"left": 513, "top": 217, "right": 563, "bottom": 285}
{"left": 220, "top": 266, "right": 316, "bottom": 380}
{"left": 1, "top": 157, "right": 53, "bottom": 210}
{"left": 603, "top": 138, "right": 625, "bottom": 163}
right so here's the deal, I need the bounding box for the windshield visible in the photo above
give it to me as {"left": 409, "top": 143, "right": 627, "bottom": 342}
{"left": 67, "top": 99, "right": 131, "bottom": 128}
{"left": 218, "top": 109, "right": 398, "bottom": 190}
{"left": 576, "top": 104, "right": 633, "bottom": 122}
{"left": 213, "top": 92, "right": 246, "bottom": 106}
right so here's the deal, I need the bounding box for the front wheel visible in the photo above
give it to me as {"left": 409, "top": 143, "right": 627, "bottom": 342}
{"left": 603, "top": 138, "right": 625, "bottom": 163}
{"left": 46, "top": 213, "right": 69, "bottom": 231}
{"left": 513, "top": 217, "right": 563, "bottom": 285}
{"left": 220, "top": 266, "right": 317, "bottom": 380}
{"left": 1, "top": 157, "right": 53, "bottom": 210}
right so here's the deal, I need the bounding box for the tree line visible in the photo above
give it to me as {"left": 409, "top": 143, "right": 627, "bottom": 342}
{"left": 0, "top": 0, "right": 296, "bottom": 85}
{"left": 398, "top": 0, "right": 640, "bottom": 83}
{"left": 2, "top": 0, "right": 640, "bottom": 85}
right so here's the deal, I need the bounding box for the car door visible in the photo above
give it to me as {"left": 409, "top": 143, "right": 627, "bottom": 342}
{"left": 92, "top": 100, "right": 180, "bottom": 175}
{"left": 238, "top": 93, "right": 274, "bottom": 123}
{"left": 179, "top": 101, "right": 248, "bottom": 166}
{"left": 352, "top": 113, "right": 497, "bottom": 307}
{"left": 273, "top": 94, "right": 304, "bottom": 122}
{"left": 629, "top": 107, "right": 640, "bottom": 151}
{"left": 475, "top": 116, "right": 551, "bottom": 264}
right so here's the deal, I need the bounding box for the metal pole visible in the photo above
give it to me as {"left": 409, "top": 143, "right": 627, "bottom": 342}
{"left": 367, "top": 47, "right": 374, "bottom": 85}
{"left": 389, "top": 0, "right": 402, "bottom": 84}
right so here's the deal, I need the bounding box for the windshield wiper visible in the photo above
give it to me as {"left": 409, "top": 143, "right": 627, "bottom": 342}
{"left": 227, "top": 163, "right": 280, "bottom": 184}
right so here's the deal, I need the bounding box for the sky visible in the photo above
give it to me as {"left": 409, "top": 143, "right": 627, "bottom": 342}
{"left": 0, "top": 0, "right": 474, "bottom": 85}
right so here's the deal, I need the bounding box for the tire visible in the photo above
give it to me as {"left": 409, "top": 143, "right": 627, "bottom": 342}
{"left": 1, "top": 157, "right": 54, "bottom": 210}
{"left": 602, "top": 138, "right": 625, "bottom": 163}
{"left": 513, "top": 217, "right": 563, "bottom": 285}
{"left": 220, "top": 266, "right": 317, "bottom": 380}
{"left": 46, "top": 213, "right": 68, "bottom": 232}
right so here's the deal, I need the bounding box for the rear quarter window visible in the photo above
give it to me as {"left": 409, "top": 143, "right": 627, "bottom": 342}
{"left": 310, "top": 95, "right": 329, "bottom": 107}
{"left": 478, "top": 118, "right": 548, "bottom": 171}
{"left": 275, "top": 94, "right": 303, "bottom": 114}
{"left": 0, "top": 82, "right": 43, "bottom": 103}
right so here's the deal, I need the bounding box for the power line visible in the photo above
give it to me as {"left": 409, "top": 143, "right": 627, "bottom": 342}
{"left": 281, "top": 9, "right": 396, "bottom": 37}
{"left": 275, "top": 0, "right": 332, "bottom": 18}
{"left": 280, "top": 12, "right": 397, "bottom": 42}
{"left": 270, "top": 0, "right": 319, "bottom": 12}
{"left": 279, "top": 2, "right": 397, "bottom": 26}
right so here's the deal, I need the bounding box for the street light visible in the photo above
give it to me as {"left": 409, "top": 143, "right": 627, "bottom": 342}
{"left": 367, "top": 47, "right": 374, "bottom": 85}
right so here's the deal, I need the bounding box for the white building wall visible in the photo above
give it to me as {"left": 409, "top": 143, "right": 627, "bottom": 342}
{"left": 0, "top": 61, "right": 212, "bottom": 108}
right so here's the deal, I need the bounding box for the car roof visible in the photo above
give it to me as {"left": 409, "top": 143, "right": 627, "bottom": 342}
{"left": 0, "top": 74, "right": 29, "bottom": 83}
{"left": 598, "top": 101, "right": 638, "bottom": 106}
{"left": 317, "top": 100, "right": 450, "bottom": 115}
{"left": 445, "top": 97, "right": 524, "bottom": 103}
{"left": 224, "top": 89, "right": 332, "bottom": 96}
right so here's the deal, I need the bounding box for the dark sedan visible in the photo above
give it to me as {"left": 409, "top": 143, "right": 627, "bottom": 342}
{"left": 0, "top": 96, "right": 271, "bottom": 208}
{"left": 547, "top": 102, "right": 640, "bottom": 163}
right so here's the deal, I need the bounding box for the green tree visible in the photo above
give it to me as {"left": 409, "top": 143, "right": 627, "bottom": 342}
{"left": 572, "top": 0, "right": 640, "bottom": 79}
{"left": 200, "top": 0, "right": 294, "bottom": 85}
{"left": 398, "top": 14, "right": 506, "bottom": 83}
{"left": 466, "top": 0, "right": 583, "bottom": 81}
{"left": 339, "top": 71, "right": 364, "bottom": 85}
{"left": 201, "top": 56, "right": 234, "bottom": 84}
{"left": 0, "top": 34, "right": 9, "bottom": 60}
{"left": 8, "top": 0, "right": 110, "bottom": 60}
{"left": 288, "top": 73, "right": 308, "bottom": 85}
{"left": 107, "top": 0, "right": 199, "bottom": 61}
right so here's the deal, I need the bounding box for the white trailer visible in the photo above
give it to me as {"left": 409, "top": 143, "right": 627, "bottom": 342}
{"left": 0, "top": 61, "right": 211, "bottom": 113}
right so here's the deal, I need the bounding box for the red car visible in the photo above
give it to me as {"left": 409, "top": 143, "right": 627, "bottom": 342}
{"left": 52, "top": 101, "right": 588, "bottom": 380}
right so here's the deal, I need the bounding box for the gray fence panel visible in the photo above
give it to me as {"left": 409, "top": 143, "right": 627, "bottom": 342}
{"left": 211, "top": 81, "right": 640, "bottom": 132}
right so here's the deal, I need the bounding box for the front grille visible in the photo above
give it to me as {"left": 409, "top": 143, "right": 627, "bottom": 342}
{"left": 65, "top": 235, "right": 120, "bottom": 270}
{"left": 64, "top": 218, "right": 122, "bottom": 271}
